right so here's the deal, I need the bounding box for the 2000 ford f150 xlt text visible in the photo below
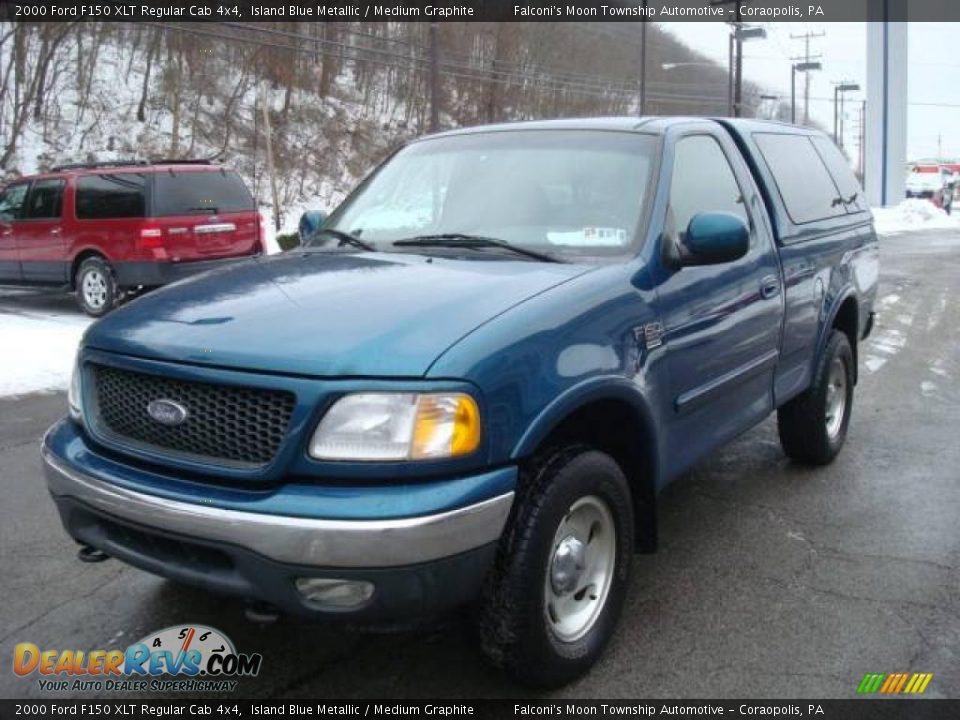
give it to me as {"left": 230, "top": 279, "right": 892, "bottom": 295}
{"left": 42, "top": 117, "right": 878, "bottom": 687}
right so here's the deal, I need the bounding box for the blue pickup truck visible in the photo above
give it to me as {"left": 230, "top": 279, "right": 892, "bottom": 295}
{"left": 42, "top": 117, "right": 877, "bottom": 687}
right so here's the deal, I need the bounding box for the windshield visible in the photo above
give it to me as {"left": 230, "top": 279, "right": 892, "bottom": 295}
{"left": 323, "top": 130, "right": 658, "bottom": 261}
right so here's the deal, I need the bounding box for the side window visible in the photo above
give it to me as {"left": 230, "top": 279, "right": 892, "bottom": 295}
{"left": 23, "top": 179, "right": 65, "bottom": 220}
{"left": 754, "top": 133, "right": 845, "bottom": 224}
{"left": 810, "top": 136, "right": 867, "bottom": 213}
{"left": 0, "top": 183, "right": 29, "bottom": 221}
{"left": 669, "top": 135, "right": 748, "bottom": 240}
{"left": 76, "top": 173, "right": 146, "bottom": 220}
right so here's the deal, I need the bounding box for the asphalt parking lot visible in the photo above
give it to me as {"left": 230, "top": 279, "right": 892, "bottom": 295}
{"left": 1, "top": 229, "right": 958, "bottom": 700}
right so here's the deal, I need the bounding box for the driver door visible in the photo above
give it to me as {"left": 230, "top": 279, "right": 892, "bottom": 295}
{"left": 655, "top": 128, "right": 783, "bottom": 477}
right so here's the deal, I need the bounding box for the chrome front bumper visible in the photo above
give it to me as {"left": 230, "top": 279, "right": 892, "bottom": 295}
{"left": 42, "top": 445, "right": 514, "bottom": 569}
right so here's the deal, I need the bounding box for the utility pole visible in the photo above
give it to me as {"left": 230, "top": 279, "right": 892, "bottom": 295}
{"left": 791, "top": 29, "right": 825, "bottom": 125}
{"left": 733, "top": 4, "right": 744, "bottom": 117}
{"left": 638, "top": 0, "right": 648, "bottom": 116}
{"left": 791, "top": 61, "right": 821, "bottom": 124}
{"left": 429, "top": 22, "right": 440, "bottom": 132}
{"left": 260, "top": 84, "right": 281, "bottom": 233}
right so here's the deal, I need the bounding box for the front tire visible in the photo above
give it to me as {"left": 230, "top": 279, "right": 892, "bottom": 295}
{"left": 75, "top": 257, "right": 117, "bottom": 317}
{"left": 477, "top": 448, "right": 634, "bottom": 688}
{"left": 777, "top": 330, "right": 855, "bottom": 465}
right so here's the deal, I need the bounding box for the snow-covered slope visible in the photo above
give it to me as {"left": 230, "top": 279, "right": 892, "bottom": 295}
{"left": 1, "top": 29, "right": 415, "bottom": 232}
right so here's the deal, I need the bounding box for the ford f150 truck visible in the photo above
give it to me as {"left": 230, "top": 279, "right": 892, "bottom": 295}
{"left": 42, "top": 118, "right": 878, "bottom": 687}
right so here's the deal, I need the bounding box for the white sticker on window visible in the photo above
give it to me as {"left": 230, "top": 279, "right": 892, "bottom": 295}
{"left": 547, "top": 227, "right": 628, "bottom": 247}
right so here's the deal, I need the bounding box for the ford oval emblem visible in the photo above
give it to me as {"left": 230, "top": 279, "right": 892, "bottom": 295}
{"left": 146, "top": 399, "right": 189, "bottom": 427}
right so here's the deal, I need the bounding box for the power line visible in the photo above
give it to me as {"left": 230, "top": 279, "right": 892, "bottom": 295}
{"left": 147, "top": 23, "right": 733, "bottom": 109}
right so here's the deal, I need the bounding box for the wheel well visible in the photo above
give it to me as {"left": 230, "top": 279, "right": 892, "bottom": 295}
{"left": 525, "top": 398, "right": 658, "bottom": 553}
{"left": 832, "top": 296, "right": 859, "bottom": 382}
{"left": 69, "top": 251, "right": 106, "bottom": 289}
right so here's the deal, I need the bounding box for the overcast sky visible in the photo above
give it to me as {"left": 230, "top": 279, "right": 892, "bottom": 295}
{"left": 663, "top": 22, "right": 957, "bottom": 162}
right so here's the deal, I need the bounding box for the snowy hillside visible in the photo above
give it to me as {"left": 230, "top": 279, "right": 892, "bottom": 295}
{"left": 0, "top": 24, "right": 419, "bottom": 234}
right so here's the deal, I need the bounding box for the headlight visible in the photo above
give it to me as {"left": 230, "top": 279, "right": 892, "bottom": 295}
{"left": 309, "top": 392, "right": 481, "bottom": 461}
{"left": 68, "top": 356, "right": 83, "bottom": 424}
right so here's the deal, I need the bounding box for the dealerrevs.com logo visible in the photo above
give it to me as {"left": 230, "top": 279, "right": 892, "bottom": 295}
{"left": 13, "top": 625, "right": 262, "bottom": 693}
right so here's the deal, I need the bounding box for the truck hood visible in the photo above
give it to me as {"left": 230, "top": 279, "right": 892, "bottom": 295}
{"left": 85, "top": 252, "right": 593, "bottom": 377}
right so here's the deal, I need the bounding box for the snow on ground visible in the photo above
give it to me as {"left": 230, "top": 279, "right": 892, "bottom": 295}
{"left": 0, "top": 293, "right": 92, "bottom": 398}
{"left": 872, "top": 199, "right": 960, "bottom": 235}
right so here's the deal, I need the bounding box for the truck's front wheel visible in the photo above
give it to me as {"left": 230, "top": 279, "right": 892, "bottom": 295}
{"left": 477, "top": 448, "right": 634, "bottom": 688}
{"left": 777, "top": 330, "right": 855, "bottom": 465}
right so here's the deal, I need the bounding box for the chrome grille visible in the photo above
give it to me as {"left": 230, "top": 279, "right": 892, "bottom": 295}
{"left": 89, "top": 364, "right": 296, "bottom": 467}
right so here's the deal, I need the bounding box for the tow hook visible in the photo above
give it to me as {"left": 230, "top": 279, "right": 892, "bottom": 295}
{"left": 77, "top": 545, "right": 110, "bottom": 563}
{"left": 244, "top": 602, "right": 281, "bottom": 624}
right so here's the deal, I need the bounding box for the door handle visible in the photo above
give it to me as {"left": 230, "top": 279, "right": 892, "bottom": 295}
{"left": 760, "top": 275, "right": 781, "bottom": 299}
{"left": 0, "top": 227, "right": 11, "bottom": 236}
{"left": 50, "top": 227, "right": 62, "bottom": 235}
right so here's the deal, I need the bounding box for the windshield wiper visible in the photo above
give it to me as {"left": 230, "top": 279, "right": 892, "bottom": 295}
{"left": 392, "top": 234, "right": 562, "bottom": 263}
{"left": 306, "top": 228, "right": 375, "bottom": 252}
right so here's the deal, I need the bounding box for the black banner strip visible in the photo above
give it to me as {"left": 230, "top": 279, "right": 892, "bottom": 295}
{"left": 0, "top": 0, "right": 958, "bottom": 23}
{"left": 0, "top": 700, "right": 959, "bottom": 720}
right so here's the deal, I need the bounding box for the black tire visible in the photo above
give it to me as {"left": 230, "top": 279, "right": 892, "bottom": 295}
{"left": 477, "top": 447, "right": 634, "bottom": 688}
{"left": 75, "top": 256, "right": 117, "bottom": 317}
{"left": 777, "top": 330, "right": 855, "bottom": 465}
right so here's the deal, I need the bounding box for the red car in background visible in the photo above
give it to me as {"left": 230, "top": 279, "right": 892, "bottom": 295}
{"left": 0, "top": 160, "right": 263, "bottom": 316}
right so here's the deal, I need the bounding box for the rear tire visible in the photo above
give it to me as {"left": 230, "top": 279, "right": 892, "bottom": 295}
{"left": 75, "top": 257, "right": 117, "bottom": 317}
{"left": 777, "top": 330, "right": 854, "bottom": 465}
{"left": 477, "top": 447, "right": 634, "bottom": 688}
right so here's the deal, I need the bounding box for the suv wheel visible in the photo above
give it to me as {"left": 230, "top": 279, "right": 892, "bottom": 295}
{"left": 477, "top": 447, "right": 634, "bottom": 688}
{"left": 76, "top": 257, "right": 117, "bottom": 317}
{"left": 777, "top": 330, "right": 854, "bottom": 465}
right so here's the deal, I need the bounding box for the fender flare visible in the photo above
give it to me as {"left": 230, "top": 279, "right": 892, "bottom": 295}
{"left": 510, "top": 375, "right": 661, "bottom": 484}
{"left": 510, "top": 376, "right": 662, "bottom": 552}
{"left": 816, "top": 285, "right": 860, "bottom": 379}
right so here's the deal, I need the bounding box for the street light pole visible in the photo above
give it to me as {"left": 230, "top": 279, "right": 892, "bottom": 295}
{"left": 832, "top": 82, "right": 860, "bottom": 147}
{"left": 833, "top": 84, "right": 840, "bottom": 141}
{"left": 732, "top": 24, "right": 766, "bottom": 117}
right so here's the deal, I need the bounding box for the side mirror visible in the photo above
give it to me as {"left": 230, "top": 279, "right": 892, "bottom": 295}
{"left": 680, "top": 212, "right": 749, "bottom": 266}
{"left": 297, "top": 210, "right": 327, "bottom": 246}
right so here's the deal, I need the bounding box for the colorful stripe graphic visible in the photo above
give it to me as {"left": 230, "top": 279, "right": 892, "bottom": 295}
{"left": 857, "top": 672, "right": 933, "bottom": 694}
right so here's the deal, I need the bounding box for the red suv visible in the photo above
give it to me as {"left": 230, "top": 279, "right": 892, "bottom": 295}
{"left": 0, "top": 160, "right": 263, "bottom": 316}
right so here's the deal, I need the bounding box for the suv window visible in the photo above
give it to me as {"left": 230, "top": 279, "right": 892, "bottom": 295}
{"left": 810, "top": 136, "right": 867, "bottom": 213}
{"left": 754, "top": 133, "right": 845, "bottom": 224}
{"left": 0, "top": 183, "right": 29, "bottom": 221}
{"left": 669, "top": 134, "right": 748, "bottom": 238}
{"left": 76, "top": 173, "right": 146, "bottom": 219}
{"left": 23, "top": 178, "right": 65, "bottom": 219}
{"left": 152, "top": 171, "right": 254, "bottom": 216}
